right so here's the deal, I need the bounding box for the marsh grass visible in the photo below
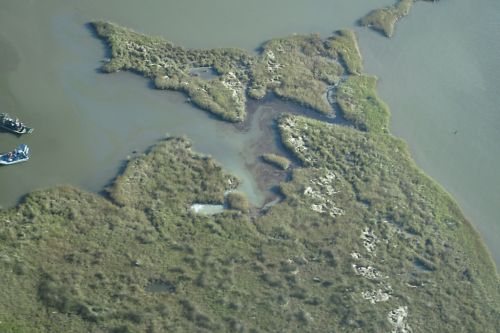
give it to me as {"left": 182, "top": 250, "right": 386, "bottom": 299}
{"left": 261, "top": 153, "right": 291, "bottom": 170}
{"left": 360, "top": 0, "right": 414, "bottom": 38}
{"left": 325, "top": 30, "right": 363, "bottom": 74}
{"left": 336, "top": 75, "right": 390, "bottom": 132}
{"left": 359, "top": 0, "right": 439, "bottom": 38}
{"left": 276, "top": 113, "right": 500, "bottom": 331}
{"left": 91, "top": 22, "right": 363, "bottom": 121}
{"left": 225, "top": 192, "right": 250, "bottom": 213}
{"left": 0, "top": 130, "right": 498, "bottom": 332}
{"left": 91, "top": 21, "right": 251, "bottom": 122}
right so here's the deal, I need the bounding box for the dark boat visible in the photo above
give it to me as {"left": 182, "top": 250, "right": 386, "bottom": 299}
{"left": 0, "top": 144, "right": 30, "bottom": 165}
{"left": 0, "top": 113, "right": 34, "bottom": 135}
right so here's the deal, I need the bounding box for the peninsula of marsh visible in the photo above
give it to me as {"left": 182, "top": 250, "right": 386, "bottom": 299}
{"left": 90, "top": 21, "right": 363, "bottom": 123}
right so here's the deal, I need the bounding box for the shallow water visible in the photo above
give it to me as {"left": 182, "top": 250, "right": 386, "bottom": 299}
{"left": 0, "top": 0, "right": 499, "bottom": 266}
{"left": 191, "top": 204, "right": 226, "bottom": 215}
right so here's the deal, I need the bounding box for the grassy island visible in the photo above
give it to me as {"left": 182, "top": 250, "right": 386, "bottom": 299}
{"left": 90, "top": 22, "right": 363, "bottom": 121}
{"left": 360, "top": 0, "right": 439, "bottom": 38}
{"left": 261, "top": 153, "right": 291, "bottom": 170}
{"left": 0, "top": 21, "right": 498, "bottom": 333}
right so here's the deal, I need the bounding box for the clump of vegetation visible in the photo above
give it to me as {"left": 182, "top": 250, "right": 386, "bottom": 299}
{"left": 107, "top": 137, "right": 238, "bottom": 210}
{"left": 336, "top": 74, "right": 390, "bottom": 132}
{"left": 91, "top": 21, "right": 363, "bottom": 121}
{"left": 91, "top": 21, "right": 252, "bottom": 122}
{"left": 359, "top": 0, "right": 414, "bottom": 38}
{"left": 248, "top": 33, "right": 346, "bottom": 115}
{"left": 225, "top": 192, "right": 250, "bottom": 213}
{"left": 325, "top": 30, "right": 363, "bottom": 74}
{"left": 261, "top": 153, "right": 291, "bottom": 170}
{"left": 360, "top": 0, "right": 439, "bottom": 38}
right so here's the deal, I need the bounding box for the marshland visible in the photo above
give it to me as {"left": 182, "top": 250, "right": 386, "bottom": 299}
{"left": 1, "top": 0, "right": 500, "bottom": 332}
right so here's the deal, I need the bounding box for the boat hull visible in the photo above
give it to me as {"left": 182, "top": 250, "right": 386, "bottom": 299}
{"left": 0, "top": 124, "right": 34, "bottom": 135}
{"left": 0, "top": 144, "right": 30, "bottom": 165}
{"left": 0, "top": 156, "right": 29, "bottom": 165}
{"left": 0, "top": 113, "right": 34, "bottom": 135}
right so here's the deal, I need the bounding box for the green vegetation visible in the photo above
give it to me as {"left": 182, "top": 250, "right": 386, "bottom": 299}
{"left": 1, "top": 116, "right": 498, "bottom": 332}
{"left": 360, "top": 0, "right": 414, "bottom": 38}
{"left": 225, "top": 192, "right": 250, "bottom": 213}
{"left": 336, "top": 74, "right": 390, "bottom": 132}
{"left": 248, "top": 33, "right": 346, "bottom": 114}
{"left": 91, "top": 21, "right": 363, "bottom": 121}
{"left": 325, "top": 30, "right": 363, "bottom": 75}
{"left": 0, "top": 114, "right": 498, "bottom": 333}
{"left": 91, "top": 21, "right": 252, "bottom": 122}
{"left": 106, "top": 137, "right": 238, "bottom": 209}
{"left": 261, "top": 153, "right": 291, "bottom": 170}
{"left": 360, "top": 0, "right": 439, "bottom": 38}
{"left": 277, "top": 112, "right": 500, "bottom": 332}
{"left": 0, "top": 320, "right": 24, "bottom": 333}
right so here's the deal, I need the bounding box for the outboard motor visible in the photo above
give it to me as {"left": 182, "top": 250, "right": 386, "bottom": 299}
{"left": 17, "top": 144, "right": 29, "bottom": 158}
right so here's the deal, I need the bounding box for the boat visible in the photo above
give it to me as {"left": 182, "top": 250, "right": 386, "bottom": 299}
{"left": 0, "top": 144, "right": 30, "bottom": 165}
{"left": 0, "top": 113, "right": 34, "bottom": 135}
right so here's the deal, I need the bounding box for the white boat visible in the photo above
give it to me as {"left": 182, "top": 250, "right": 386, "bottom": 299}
{"left": 0, "top": 144, "right": 30, "bottom": 165}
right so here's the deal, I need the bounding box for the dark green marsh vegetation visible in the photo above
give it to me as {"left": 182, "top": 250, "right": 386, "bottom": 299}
{"left": 0, "top": 120, "right": 498, "bottom": 332}
{"left": 90, "top": 22, "right": 363, "bottom": 122}
{"left": 336, "top": 74, "right": 390, "bottom": 132}
{"left": 360, "top": 0, "right": 439, "bottom": 38}
{"left": 261, "top": 153, "right": 291, "bottom": 170}
{"left": 360, "top": 0, "right": 414, "bottom": 38}
{"left": 225, "top": 192, "right": 250, "bottom": 213}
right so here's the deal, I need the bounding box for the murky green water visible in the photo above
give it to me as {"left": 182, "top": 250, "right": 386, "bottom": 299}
{"left": 0, "top": 0, "right": 499, "bottom": 266}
